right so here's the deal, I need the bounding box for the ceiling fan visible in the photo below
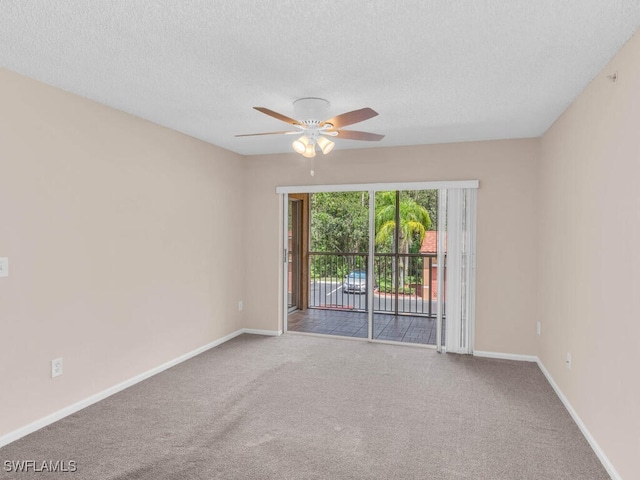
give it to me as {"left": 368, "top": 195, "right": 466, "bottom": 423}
{"left": 236, "top": 98, "right": 384, "bottom": 158}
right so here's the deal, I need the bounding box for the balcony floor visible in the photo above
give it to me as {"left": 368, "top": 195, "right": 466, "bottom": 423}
{"left": 287, "top": 308, "right": 445, "bottom": 346}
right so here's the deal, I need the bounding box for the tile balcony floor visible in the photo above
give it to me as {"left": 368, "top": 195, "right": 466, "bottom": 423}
{"left": 287, "top": 308, "right": 445, "bottom": 346}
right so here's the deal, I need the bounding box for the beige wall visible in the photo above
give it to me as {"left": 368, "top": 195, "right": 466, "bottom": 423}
{"left": 244, "top": 139, "right": 540, "bottom": 355}
{"left": 0, "top": 69, "right": 245, "bottom": 437}
{"left": 538, "top": 32, "right": 640, "bottom": 479}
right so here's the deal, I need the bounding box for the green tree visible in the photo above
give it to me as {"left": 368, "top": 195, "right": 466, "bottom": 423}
{"left": 375, "top": 192, "right": 432, "bottom": 288}
{"left": 310, "top": 192, "right": 369, "bottom": 253}
{"left": 310, "top": 192, "right": 370, "bottom": 278}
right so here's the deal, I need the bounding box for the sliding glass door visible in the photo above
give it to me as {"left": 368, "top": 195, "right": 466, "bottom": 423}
{"left": 281, "top": 182, "right": 477, "bottom": 353}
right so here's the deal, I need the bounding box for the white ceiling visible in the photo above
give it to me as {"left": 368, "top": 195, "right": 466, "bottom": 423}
{"left": 2, "top": 1, "right": 639, "bottom": 156}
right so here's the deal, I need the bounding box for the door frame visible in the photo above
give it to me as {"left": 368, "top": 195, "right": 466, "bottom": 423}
{"left": 286, "top": 195, "right": 310, "bottom": 313}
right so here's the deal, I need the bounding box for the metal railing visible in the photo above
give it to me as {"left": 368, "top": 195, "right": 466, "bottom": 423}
{"left": 309, "top": 252, "right": 444, "bottom": 317}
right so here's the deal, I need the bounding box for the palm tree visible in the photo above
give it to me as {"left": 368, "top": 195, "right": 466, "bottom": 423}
{"left": 375, "top": 192, "right": 432, "bottom": 289}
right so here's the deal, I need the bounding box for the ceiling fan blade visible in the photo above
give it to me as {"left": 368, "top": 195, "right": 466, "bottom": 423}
{"left": 235, "top": 131, "right": 298, "bottom": 137}
{"left": 320, "top": 107, "right": 378, "bottom": 129}
{"left": 254, "top": 107, "right": 305, "bottom": 126}
{"left": 332, "top": 130, "right": 385, "bottom": 141}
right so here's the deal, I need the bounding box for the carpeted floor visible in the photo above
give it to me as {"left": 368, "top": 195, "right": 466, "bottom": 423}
{"left": 0, "top": 334, "right": 608, "bottom": 479}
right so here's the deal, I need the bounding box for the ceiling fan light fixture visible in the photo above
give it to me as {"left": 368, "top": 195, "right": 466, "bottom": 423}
{"left": 292, "top": 135, "right": 309, "bottom": 154}
{"left": 317, "top": 136, "right": 335, "bottom": 155}
{"left": 302, "top": 143, "right": 316, "bottom": 158}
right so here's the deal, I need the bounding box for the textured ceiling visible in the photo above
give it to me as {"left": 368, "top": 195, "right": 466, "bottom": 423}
{"left": 1, "top": 1, "right": 640, "bottom": 155}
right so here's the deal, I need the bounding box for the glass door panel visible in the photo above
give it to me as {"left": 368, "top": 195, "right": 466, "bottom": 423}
{"left": 373, "top": 190, "right": 440, "bottom": 345}
{"left": 289, "top": 191, "right": 370, "bottom": 338}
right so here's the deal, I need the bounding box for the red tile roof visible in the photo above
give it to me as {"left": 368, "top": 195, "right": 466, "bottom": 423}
{"left": 419, "top": 230, "right": 446, "bottom": 254}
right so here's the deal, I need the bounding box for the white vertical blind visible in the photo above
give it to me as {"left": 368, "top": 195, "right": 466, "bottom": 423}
{"left": 444, "top": 188, "right": 477, "bottom": 354}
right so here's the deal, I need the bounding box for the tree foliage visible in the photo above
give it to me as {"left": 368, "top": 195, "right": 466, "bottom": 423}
{"left": 374, "top": 192, "right": 432, "bottom": 288}
{"left": 374, "top": 191, "right": 432, "bottom": 254}
{"left": 310, "top": 190, "right": 436, "bottom": 254}
{"left": 310, "top": 192, "right": 370, "bottom": 253}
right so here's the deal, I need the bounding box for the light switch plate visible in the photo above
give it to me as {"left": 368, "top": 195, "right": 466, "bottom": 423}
{"left": 0, "top": 257, "right": 8, "bottom": 277}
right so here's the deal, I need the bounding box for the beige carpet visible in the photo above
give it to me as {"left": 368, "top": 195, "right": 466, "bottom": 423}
{"left": 0, "top": 334, "right": 608, "bottom": 479}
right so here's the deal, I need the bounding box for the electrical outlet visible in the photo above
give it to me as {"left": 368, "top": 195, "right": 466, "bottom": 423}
{"left": 51, "top": 358, "right": 63, "bottom": 378}
{"left": 566, "top": 353, "right": 572, "bottom": 370}
{"left": 0, "top": 257, "right": 8, "bottom": 278}
{"left": 536, "top": 321, "right": 541, "bottom": 336}
{"left": 238, "top": 300, "right": 243, "bottom": 312}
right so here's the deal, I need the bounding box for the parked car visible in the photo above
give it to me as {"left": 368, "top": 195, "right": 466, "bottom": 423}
{"left": 343, "top": 270, "right": 368, "bottom": 294}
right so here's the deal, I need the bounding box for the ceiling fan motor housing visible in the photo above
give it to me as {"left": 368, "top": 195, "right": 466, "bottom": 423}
{"left": 293, "top": 97, "right": 330, "bottom": 123}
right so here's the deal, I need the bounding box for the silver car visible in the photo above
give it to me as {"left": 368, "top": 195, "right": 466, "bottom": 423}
{"left": 343, "top": 271, "right": 367, "bottom": 294}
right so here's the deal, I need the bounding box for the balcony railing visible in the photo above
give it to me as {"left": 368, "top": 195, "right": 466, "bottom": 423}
{"left": 309, "top": 252, "right": 444, "bottom": 317}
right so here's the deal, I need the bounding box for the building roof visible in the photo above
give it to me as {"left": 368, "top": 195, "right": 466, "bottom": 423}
{"left": 419, "top": 231, "right": 446, "bottom": 254}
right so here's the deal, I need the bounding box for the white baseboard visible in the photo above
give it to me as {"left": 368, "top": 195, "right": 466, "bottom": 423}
{"left": 242, "top": 328, "right": 282, "bottom": 336}
{"left": 0, "top": 328, "right": 245, "bottom": 448}
{"left": 536, "top": 360, "right": 620, "bottom": 480}
{"left": 473, "top": 350, "right": 538, "bottom": 362}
